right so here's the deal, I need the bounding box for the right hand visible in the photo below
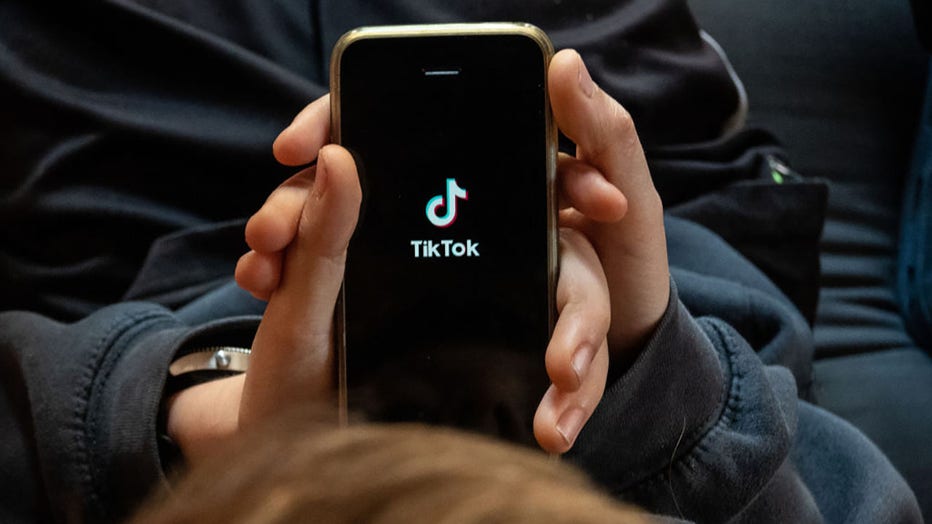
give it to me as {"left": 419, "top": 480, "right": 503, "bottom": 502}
{"left": 549, "top": 49, "right": 671, "bottom": 364}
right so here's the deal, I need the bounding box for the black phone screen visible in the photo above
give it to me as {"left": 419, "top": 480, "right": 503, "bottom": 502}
{"left": 337, "top": 31, "right": 553, "bottom": 445}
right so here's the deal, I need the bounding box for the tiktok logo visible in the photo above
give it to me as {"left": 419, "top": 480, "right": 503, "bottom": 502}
{"left": 425, "top": 178, "right": 468, "bottom": 228}
{"left": 414, "top": 178, "right": 480, "bottom": 258}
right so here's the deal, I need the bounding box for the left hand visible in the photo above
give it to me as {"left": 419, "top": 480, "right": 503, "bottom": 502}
{"left": 167, "top": 118, "right": 361, "bottom": 463}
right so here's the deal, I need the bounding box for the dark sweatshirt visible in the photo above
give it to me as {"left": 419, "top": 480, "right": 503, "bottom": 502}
{"left": 0, "top": 0, "right": 922, "bottom": 522}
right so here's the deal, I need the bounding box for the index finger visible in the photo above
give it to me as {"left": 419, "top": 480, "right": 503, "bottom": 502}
{"left": 273, "top": 93, "right": 331, "bottom": 166}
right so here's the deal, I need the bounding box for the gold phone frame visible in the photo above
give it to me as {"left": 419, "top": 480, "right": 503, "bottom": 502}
{"left": 329, "top": 23, "right": 558, "bottom": 426}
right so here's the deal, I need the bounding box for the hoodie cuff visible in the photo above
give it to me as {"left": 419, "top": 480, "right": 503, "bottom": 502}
{"left": 568, "top": 278, "right": 727, "bottom": 488}
{"left": 86, "top": 306, "right": 259, "bottom": 520}
{"left": 567, "top": 278, "right": 796, "bottom": 521}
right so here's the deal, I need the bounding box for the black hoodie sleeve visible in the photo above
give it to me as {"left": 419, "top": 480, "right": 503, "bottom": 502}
{"left": 566, "top": 220, "right": 922, "bottom": 522}
{"left": 0, "top": 303, "right": 260, "bottom": 523}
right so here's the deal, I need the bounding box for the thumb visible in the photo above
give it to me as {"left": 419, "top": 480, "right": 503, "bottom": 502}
{"left": 549, "top": 49, "right": 656, "bottom": 207}
{"left": 240, "top": 144, "right": 361, "bottom": 426}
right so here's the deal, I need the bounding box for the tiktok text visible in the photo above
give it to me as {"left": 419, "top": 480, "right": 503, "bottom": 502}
{"left": 410, "top": 239, "right": 480, "bottom": 258}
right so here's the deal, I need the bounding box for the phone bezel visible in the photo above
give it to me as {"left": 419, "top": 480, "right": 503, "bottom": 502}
{"left": 329, "top": 23, "right": 558, "bottom": 427}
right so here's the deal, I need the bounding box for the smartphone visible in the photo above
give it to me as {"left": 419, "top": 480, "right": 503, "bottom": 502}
{"left": 331, "top": 23, "right": 556, "bottom": 446}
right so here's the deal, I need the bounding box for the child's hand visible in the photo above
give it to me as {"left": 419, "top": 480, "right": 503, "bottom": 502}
{"left": 550, "top": 49, "right": 670, "bottom": 364}
{"left": 534, "top": 51, "right": 671, "bottom": 450}
{"left": 233, "top": 93, "right": 616, "bottom": 454}
{"left": 167, "top": 99, "right": 360, "bottom": 462}
{"left": 172, "top": 46, "right": 671, "bottom": 460}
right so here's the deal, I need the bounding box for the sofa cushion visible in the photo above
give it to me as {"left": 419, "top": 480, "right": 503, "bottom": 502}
{"left": 689, "top": 0, "right": 931, "bottom": 517}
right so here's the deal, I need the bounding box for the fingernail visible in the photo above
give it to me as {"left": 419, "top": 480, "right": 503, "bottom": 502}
{"left": 577, "top": 52, "right": 595, "bottom": 98}
{"left": 571, "top": 343, "right": 597, "bottom": 387}
{"left": 556, "top": 407, "right": 587, "bottom": 448}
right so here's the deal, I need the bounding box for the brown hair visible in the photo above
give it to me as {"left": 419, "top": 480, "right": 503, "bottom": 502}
{"left": 132, "top": 411, "right": 650, "bottom": 523}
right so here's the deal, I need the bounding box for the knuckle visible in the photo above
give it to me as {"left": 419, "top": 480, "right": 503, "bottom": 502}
{"left": 558, "top": 226, "right": 586, "bottom": 250}
{"left": 611, "top": 101, "right": 635, "bottom": 134}
{"left": 608, "top": 101, "right": 638, "bottom": 150}
{"left": 297, "top": 202, "right": 316, "bottom": 241}
{"left": 584, "top": 99, "right": 638, "bottom": 161}
{"left": 595, "top": 308, "right": 611, "bottom": 335}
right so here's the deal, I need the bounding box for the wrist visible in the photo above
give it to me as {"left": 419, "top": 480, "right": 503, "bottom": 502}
{"left": 166, "top": 374, "right": 244, "bottom": 466}
{"left": 607, "top": 275, "right": 673, "bottom": 380}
